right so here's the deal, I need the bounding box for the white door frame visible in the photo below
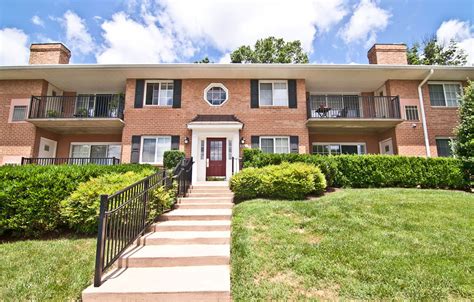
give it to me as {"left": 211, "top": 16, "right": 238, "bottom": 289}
{"left": 187, "top": 122, "right": 243, "bottom": 183}
{"left": 38, "top": 137, "right": 57, "bottom": 158}
{"left": 379, "top": 138, "right": 394, "bottom": 155}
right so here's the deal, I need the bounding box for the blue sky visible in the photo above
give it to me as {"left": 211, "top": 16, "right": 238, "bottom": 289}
{"left": 0, "top": 0, "right": 473, "bottom": 65}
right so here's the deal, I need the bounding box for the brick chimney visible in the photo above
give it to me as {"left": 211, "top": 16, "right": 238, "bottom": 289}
{"left": 367, "top": 44, "right": 407, "bottom": 65}
{"left": 29, "top": 43, "right": 71, "bottom": 64}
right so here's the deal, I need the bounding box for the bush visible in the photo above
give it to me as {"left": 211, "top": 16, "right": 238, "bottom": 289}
{"left": 242, "top": 149, "right": 468, "bottom": 190}
{"left": 0, "top": 164, "right": 154, "bottom": 236}
{"left": 60, "top": 169, "right": 154, "bottom": 234}
{"left": 149, "top": 181, "right": 178, "bottom": 219}
{"left": 163, "top": 151, "right": 185, "bottom": 170}
{"left": 230, "top": 162, "right": 326, "bottom": 200}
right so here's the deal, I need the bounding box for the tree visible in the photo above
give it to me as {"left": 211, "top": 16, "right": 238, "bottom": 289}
{"left": 407, "top": 35, "right": 467, "bottom": 65}
{"left": 230, "top": 37, "right": 309, "bottom": 63}
{"left": 194, "top": 57, "right": 212, "bottom": 63}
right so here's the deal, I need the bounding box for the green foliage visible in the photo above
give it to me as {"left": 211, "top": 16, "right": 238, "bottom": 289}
{"left": 407, "top": 36, "right": 467, "bottom": 66}
{"left": 150, "top": 182, "right": 178, "bottom": 219}
{"left": 242, "top": 149, "right": 468, "bottom": 190}
{"left": 60, "top": 170, "right": 154, "bottom": 234}
{"left": 454, "top": 80, "right": 474, "bottom": 179}
{"left": 163, "top": 150, "right": 186, "bottom": 170}
{"left": 0, "top": 164, "right": 154, "bottom": 236}
{"left": 230, "top": 162, "right": 326, "bottom": 200}
{"left": 194, "top": 56, "right": 212, "bottom": 63}
{"left": 230, "top": 37, "right": 309, "bottom": 63}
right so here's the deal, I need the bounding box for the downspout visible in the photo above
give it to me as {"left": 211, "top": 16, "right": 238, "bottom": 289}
{"left": 418, "top": 69, "right": 434, "bottom": 157}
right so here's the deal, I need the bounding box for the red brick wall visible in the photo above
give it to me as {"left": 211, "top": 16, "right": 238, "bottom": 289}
{"left": 0, "top": 80, "right": 48, "bottom": 164}
{"left": 385, "top": 80, "right": 460, "bottom": 157}
{"left": 367, "top": 44, "right": 408, "bottom": 65}
{"left": 121, "top": 79, "right": 309, "bottom": 162}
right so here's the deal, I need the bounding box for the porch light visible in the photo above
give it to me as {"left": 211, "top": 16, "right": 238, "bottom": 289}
{"left": 240, "top": 137, "right": 245, "bottom": 145}
{"left": 184, "top": 137, "right": 190, "bottom": 144}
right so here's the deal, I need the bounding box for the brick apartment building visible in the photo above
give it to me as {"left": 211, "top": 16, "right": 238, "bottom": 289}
{"left": 0, "top": 42, "right": 472, "bottom": 182}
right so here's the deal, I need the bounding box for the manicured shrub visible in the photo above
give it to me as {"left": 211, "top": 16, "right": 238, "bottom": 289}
{"left": 149, "top": 181, "right": 178, "bottom": 220}
{"left": 242, "top": 149, "right": 468, "bottom": 190}
{"left": 60, "top": 169, "right": 154, "bottom": 234}
{"left": 0, "top": 164, "right": 154, "bottom": 236}
{"left": 163, "top": 151, "right": 186, "bottom": 170}
{"left": 230, "top": 162, "right": 326, "bottom": 200}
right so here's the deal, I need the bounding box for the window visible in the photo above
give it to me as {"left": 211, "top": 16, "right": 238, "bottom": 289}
{"left": 436, "top": 138, "right": 453, "bottom": 157}
{"left": 228, "top": 140, "right": 232, "bottom": 160}
{"left": 204, "top": 83, "right": 228, "bottom": 106}
{"left": 405, "top": 105, "right": 419, "bottom": 120}
{"left": 140, "top": 136, "right": 171, "bottom": 164}
{"left": 70, "top": 144, "right": 121, "bottom": 159}
{"left": 12, "top": 106, "right": 27, "bottom": 121}
{"left": 200, "top": 140, "right": 205, "bottom": 160}
{"left": 260, "top": 137, "right": 290, "bottom": 154}
{"left": 428, "top": 83, "right": 462, "bottom": 107}
{"left": 312, "top": 143, "right": 366, "bottom": 155}
{"left": 259, "top": 81, "right": 288, "bottom": 106}
{"left": 144, "top": 81, "right": 174, "bottom": 106}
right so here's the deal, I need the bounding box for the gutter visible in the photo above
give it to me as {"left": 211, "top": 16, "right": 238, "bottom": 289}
{"left": 418, "top": 69, "right": 434, "bottom": 157}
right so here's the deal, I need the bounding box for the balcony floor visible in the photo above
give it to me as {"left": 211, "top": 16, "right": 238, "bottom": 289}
{"left": 307, "top": 118, "right": 403, "bottom": 134}
{"left": 28, "top": 118, "right": 125, "bottom": 134}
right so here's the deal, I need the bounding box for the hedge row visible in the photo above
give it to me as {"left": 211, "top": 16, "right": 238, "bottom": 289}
{"left": 230, "top": 162, "right": 326, "bottom": 200}
{"left": 0, "top": 164, "right": 155, "bottom": 236}
{"left": 242, "top": 149, "right": 469, "bottom": 190}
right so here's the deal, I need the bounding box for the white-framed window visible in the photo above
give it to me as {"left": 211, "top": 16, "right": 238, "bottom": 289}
{"left": 312, "top": 143, "right": 366, "bottom": 155}
{"left": 405, "top": 105, "right": 419, "bottom": 121}
{"left": 260, "top": 137, "right": 290, "bottom": 154}
{"left": 70, "top": 143, "right": 121, "bottom": 159}
{"left": 144, "top": 80, "right": 174, "bottom": 106}
{"left": 259, "top": 80, "right": 288, "bottom": 106}
{"left": 140, "top": 136, "right": 172, "bottom": 164}
{"left": 204, "top": 83, "right": 229, "bottom": 106}
{"left": 435, "top": 138, "right": 454, "bottom": 157}
{"left": 428, "top": 82, "right": 462, "bottom": 107}
{"left": 12, "top": 106, "right": 27, "bottom": 121}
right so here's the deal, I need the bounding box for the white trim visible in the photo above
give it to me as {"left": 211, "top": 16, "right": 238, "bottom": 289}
{"left": 203, "top": 83, "right": 229, "bottom": 107}
{"left": 259, "top": 136, "right": 291, "bottom": 154}
{"left": 427, "top": 81, "right": 462, "bottom": 108}
{"left": 312, "top": 142, "right": 367, "bottom": 155}
{"left": 38, "top": 137, "right": 57, "bottom": 158}
{"left": 378, "top": 138, "right": 393, "bottom": 155}
{"left": 187, "top": 122, "right": 243, "bottom": 130}
{"left": 143, "top": 80, "right": 174, "bottom": 107}
{"left": 69, "top": 142, "right": 122, "bottom": 158}
{"left": 418, "top": 69, "right": 434, "bottom": 157}
{"left": 138, "top": 135, "right": 172, "bottom": 165}
{"left": 258, "top": 80, "right": 289, "bottom": 107}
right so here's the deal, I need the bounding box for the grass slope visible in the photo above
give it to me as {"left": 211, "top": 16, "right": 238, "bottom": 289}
{"left": 231, "top": 188, "right": 473, "bottom": 301}
{"left": 0, "top": 235, "right": 95, "bottom": 301}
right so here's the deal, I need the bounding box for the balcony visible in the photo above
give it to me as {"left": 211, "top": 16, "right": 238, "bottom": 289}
{"left": 28, "top": 94, "right": 125, "bottom": 134}
{"left": 306, "top": 95, "right": 403, "bottom": 133}
{"left": 21, "top": 157, "right": 120, "bottom": 166}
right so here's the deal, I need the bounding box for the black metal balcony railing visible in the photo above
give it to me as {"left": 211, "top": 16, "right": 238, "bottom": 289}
{"left": 307, "top": 95, "right": 401, "bottom": 119}
{"left": 21, "top": 157, "right": 120, "bottom": 166}
{"left": 29, "top": 94, "right": 125, "bottom": 119}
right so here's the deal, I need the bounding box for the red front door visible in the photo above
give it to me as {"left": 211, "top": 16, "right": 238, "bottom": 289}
{"left": 206, "top": 138, "right": 226, "bottom": 178}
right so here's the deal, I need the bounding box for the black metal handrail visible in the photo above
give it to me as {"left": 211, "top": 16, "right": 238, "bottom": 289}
{"left": 94, "top": 157, "right": 193, "bottom": 287}
{"left": 28, "top": 94, "right": 125, "bottom": 119}
{"left": 307, "top": 95, "right": 401, "bottom": 119}
{"left": 21, "top": 157, "right": 120, "bottom": 165}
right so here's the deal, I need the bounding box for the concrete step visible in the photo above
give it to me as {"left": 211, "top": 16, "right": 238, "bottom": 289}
{"left": 175, "top": 203, "right": 233, "bottom": 209}
{"left": 189, "top": 188, "right": 232, "bottom": 194}
{"left": 139, "top": 231, "right": 230, "bottom": 245}
{"left": 187, "top": 192, "right": 234, "bottom": 198}
{"left": 158, "top": 209, "right": 232, "bottom": 221}
{"left": 82, "top": 266, "right": 230, "bottom": 302}
{"left": 118, "top": 244, "right": 230, "bottom": 268}
{"left": 178, "top": 197, "right": 233, "bottom": 204}
{"left": 152, "top": 220, "right": 231, "bottom": 232}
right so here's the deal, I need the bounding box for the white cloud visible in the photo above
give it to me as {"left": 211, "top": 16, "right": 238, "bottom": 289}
{"left": 218, "top": 53, "right": 231, "bottom": 64}
{"left": 61, "top": 10, "right": 95, "bottom": 55}
{"left": 31, "top": 15, "right": 44, "bottom": 27}
{"left": 436, "top": 19, "right": 474, "bottom": 65}
{"left": 0, "top": 28, "right": 29, "bottom": 65}
{"left": 96, "top": 12, "right": 188, "bottom": 63}
{"left": 339, "top": 0, "right": 391, "bottom": 47}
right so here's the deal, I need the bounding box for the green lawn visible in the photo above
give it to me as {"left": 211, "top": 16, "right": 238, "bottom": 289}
{"left": 0, "top": 235, "right": 96, "bottom": 301}
{"left": 231, "top": 188, "right": 474, "bottom": 301}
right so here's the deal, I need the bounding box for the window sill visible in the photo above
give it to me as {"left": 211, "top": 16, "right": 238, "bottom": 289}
{"left": 143, "top": 105, "right": 173, "bottom": 108}
{"left": 430, "top": 106, "right": 459, "bottom": 109}
{"left": 258, "top": 105, "right": 290, "bottom": 109}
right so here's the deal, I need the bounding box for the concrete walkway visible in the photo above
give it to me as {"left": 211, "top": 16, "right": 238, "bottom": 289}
{"left": 82, "top": 184, "right": 233, "bottom": 302}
